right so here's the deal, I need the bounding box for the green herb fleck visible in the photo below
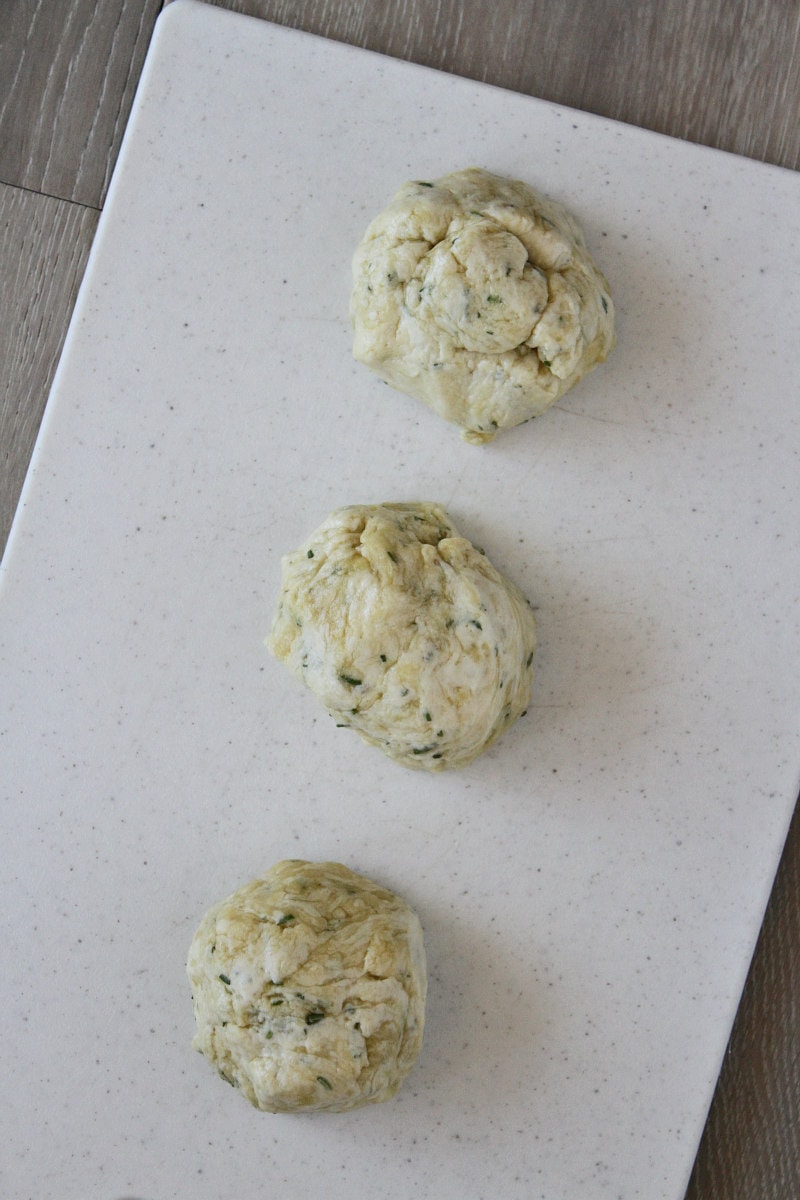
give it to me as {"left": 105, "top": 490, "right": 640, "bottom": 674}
{"left": 380, "top": 653, "right": 387, "bottom": 662}
{"left": 306, "top": 1010, "right": 325, "bottom": 1025}
{"left": 276, "top": 913, "right": 295, "bottom": 927}
{"left": 601, "top": 295, "right": 609, "bottom": 313}
{"left": 417, "top": 181, "right": 434, "bottom": 188}
{"left": 317, "top": 1075, "right": 333, "bottom": 1090}
{"left": 470, "top": 619, "right": 483, "bottom": 630}
{"left": 265, "top": 1029, "right": 273, "bottom": 1039}
{"left": 270, "top": 998, "right": 284, "bottom": 1006}
{"left": 487, "top": 294, "right": 502, "bottom": 303}
{"left": 218, "top": 973, "right": 231, "bottom": 986}
{"left": 424, "top": 710, "right": 432, "bottom": 722}
{"left": 387, "top": 550, "right": 398, "bottom": 563}
{"left": 339, "top": 673, "right": 363, "bottom": 687}
{"left": 306, "top": 548, "right": 314, "bottom": 558}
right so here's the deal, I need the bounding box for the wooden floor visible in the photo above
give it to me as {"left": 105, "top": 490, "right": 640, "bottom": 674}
{"left": 2, "top": 2, "right": 799, "bottom": 1195}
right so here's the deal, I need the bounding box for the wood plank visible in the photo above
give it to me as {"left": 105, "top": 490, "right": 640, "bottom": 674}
{"left": 0, "top": 0, "right": 163, "bottom": 207}
{"left": 0, "top": 185, "right": 98, "bottom": 552}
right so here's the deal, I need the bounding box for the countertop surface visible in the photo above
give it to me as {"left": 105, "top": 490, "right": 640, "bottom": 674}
{"left": 2, "top": 3, "right": 799, "bottom": 1197}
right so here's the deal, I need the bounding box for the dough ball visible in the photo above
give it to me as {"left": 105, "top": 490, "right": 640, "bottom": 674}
{"left": 187, "top": 860, "right": 426, "bottom": 1113}
{"left": 350, "top": 167, "right": 615, "bottom": 443}
{"left": 267, "top": 502, "right": 536, "bottom": 770}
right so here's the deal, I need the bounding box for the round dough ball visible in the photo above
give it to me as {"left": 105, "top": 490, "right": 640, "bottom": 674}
{"left": 350, "top": 167, "right": 615, "bottom": 443}
{"left": 267, "top": 502, "right": 536, "bottom": 771}
{"left": 187, "top": 860, "right": 427, "bottom": 1113}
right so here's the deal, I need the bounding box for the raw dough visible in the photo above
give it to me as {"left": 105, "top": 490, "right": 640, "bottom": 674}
{"left": 187, "top": 859, "right": 426, "bottom": 1113}
{"left": 267, "top": 502, "right": 537, "bottom": 770}
{"left": 350, "top": 167, "right": 615, "bottom": 442}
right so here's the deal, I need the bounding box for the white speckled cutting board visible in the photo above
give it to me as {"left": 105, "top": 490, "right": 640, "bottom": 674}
{"left": 2, "top": 2, "right": 799, "bottom": 1197}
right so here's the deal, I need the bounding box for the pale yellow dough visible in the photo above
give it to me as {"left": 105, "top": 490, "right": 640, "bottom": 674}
{"left": 350, "top": 167, "right": 615, "bottom": 443}
{"left": 267, "top": 502, "right": 537, "bottom": 771}
{"left": 187, "top": 860, "right": 426, "bottom": 1113}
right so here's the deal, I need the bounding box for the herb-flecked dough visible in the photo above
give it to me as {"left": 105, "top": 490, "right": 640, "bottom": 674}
{"left": 267, "top": 501, "right": 537, "bottom": 771}
{"left": 187, "top": 860, "right": 427, "bottom": 1113}
{"left": 350, "top": 167, "right": 615, "bottom": 443}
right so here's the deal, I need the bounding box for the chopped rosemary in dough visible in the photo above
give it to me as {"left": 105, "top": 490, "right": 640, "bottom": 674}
{"left": 350, "top": 167, "right": 615, "bottom": 443}
{"left": 267, "top": 502, "right": 537, "bottom": 771}
{"left": 187, "top": 860, "right": 426, "bottom": 1113}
